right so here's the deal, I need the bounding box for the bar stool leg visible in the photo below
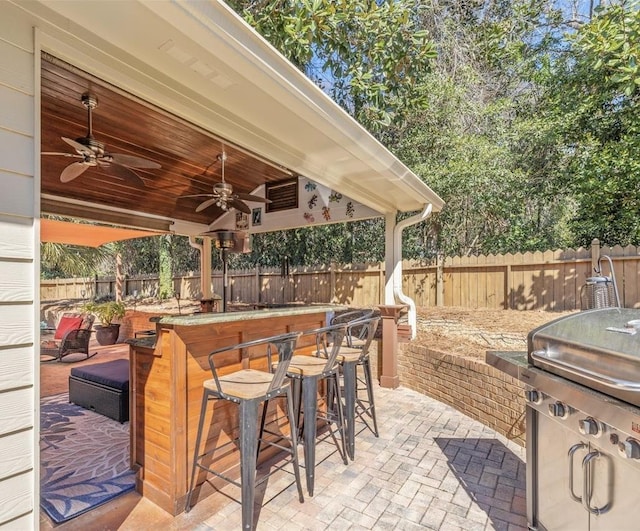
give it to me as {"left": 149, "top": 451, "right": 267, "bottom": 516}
{"left": 185, "top": 391, "right": 212, "bottom": 512}
{"left": 302, "top": 377, "right": 319, "bottom": 496}
{"left": 329, "top": 371, "right": 349, "bottom": 465}
{"left": 291, "top": 378, "right": 303, "bottom": 438}
{"left": 239, "top": 399, "right": 259, "bottom": 531}
{"left": 361, "top": 357, "right": 379, "bottom": 437}
{"left": 285, "top": 387, "right": 305, "bottom": 503}
{"left": 341, "top": 361, "right": 357, "bottom": 461}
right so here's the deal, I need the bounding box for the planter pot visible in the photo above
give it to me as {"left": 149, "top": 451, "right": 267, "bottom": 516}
{"left": 94, "top": 324, "right": 121, "bottom": 346}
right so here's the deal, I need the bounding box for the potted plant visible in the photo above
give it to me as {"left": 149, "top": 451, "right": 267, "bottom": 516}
{"left": 84, "top": 300, "right": 126, "bottom": 345}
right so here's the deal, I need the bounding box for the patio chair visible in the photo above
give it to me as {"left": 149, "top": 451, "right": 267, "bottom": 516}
{"left": 40, "top": 312, "right": 96, "bottom": 363}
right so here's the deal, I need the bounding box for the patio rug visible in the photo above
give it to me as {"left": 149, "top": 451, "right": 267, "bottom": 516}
{"left": 40, "top": 393, "right": 136, "bottom": 524}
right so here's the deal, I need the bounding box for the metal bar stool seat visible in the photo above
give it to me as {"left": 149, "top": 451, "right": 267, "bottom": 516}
{"left": 335, "top": 316, "right": 380, "bottom": 460}
{"left": 265, "top": 323, "right": 349, "bottom": 496}
{"left": 185, "top": 331, "right": 304, "bottom": 531}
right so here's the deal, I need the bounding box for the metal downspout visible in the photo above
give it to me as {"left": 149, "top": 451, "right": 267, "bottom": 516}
{"left": 393, "top": 204, "right": 433, "bottom": 340}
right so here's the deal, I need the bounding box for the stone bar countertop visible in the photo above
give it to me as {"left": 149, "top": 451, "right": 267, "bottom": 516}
{"left": 486, "top": 350, "right": 529, "bottom": 379}
{"left": 126, "top": 304, "right": 345, "bottom": 348}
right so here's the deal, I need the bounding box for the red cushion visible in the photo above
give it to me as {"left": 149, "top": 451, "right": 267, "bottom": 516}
{"left": 54, "top": 316, "right": 83, "bottom": 339}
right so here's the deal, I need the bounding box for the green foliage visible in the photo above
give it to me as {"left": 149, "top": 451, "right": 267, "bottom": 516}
{"left": 40, "top": 242, "right": 112, "bottom": 278}
{"left": 229, "top": 219, "right": 386, "bottom": 268}
{"left": 544, "top": 2, "right": 640, "bottom": 246}
{"left": 83, "top": 300, "right": 126, "bottom": 326}
{"left": 229, "top": 0, "right": 436, "bottom": 132}
{"left": 158, "top": 235, "right": 174, "bottom": 299}
{"left": 577, "top": 2, "right": 640, "bottom": 98}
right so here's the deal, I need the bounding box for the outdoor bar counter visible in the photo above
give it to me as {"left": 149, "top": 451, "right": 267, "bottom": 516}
{"left": 127, "top": 304, "right": 341, "bottom": 515}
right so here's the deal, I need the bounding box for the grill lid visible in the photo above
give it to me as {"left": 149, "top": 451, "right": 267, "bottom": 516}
{"left": 528, "top": 308, "right": 640, "bottom": 406}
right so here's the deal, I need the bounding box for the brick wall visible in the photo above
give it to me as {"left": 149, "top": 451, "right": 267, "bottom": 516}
{"left": 396, "top": 343, "right": 526, "bottom": 446}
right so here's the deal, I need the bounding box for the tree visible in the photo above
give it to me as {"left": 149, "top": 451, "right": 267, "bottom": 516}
{"left": 545, "top": 2, "right": 640, "bottom": 246}
{"left": 40, "top": 242, "right": 112, "bottom": 279}
{"left": 380, "top": 0, "right": 579, "bottom": 256}
{"left": 228, "top": 0, "right": 436, "bottom": 132}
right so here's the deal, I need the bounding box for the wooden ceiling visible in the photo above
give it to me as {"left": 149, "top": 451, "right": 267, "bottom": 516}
{"left": 40, "top": 54, "right": 294, "bottom": 228}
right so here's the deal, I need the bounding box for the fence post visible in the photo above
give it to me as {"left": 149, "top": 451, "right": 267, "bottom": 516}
{"left": 330, "top": 261, "right": 336, "bottom": 303}
{"left": 255, "top": 266, "right": 260, "bottom": 304}
{"left": 505, "top": 264, "right": 512, "bottom": 310}
{"left": 436, "top": 253, "right": 444, "bottom": 307}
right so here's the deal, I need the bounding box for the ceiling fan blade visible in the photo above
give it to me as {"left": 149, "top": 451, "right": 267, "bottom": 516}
{"left": 236, "top": 193, "right": 271, "bottom": 204}
{"left": 196, "top": 197, "right": 219, "bottom": 212}
{"left": 60, "top": 162, "right": 90, "bottom": 183}
{"left": 229, "top": 198, "right": 251, "bottom": 214}
{"left": 61, "top": 136, "right": 92, "bottom": 156}
{"left": 179, "top": 193, "right": 216, "bottom": 199}
{"left": 107, "top": 162, "right": 146, "bottom": 187}
{"left": 110, "top": 152, "right": 161, "bottom": 169}
{"left": 41, "top": 151, "right": 83, "bottom": 159}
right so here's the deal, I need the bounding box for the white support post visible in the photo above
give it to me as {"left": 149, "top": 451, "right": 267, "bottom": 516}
{"left": 384, "top": 212, "right": 396, "bottom": 305}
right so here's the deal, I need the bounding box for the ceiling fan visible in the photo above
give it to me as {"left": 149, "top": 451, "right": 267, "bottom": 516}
{"left": 41, "top": 92, "right": 161, "bottom": 186}
{"left": 181, "top": 152, "right": 270, "bottom": 214}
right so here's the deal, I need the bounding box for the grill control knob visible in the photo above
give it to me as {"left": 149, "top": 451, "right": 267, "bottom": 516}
{"left": 578, "top": 417, "right": 601, "bottom": 437}
{"left": 619, "top": 438, "right": 640, "bottom": 459}
{"left": 525, "top": 390, "right": 542, "bottom": 404}
{"left": 548, "top": 401, "right": 568, "bottom": 419}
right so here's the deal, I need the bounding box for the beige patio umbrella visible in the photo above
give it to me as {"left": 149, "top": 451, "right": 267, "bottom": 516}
{"left": 41, "top": 218, "right": 166, "bottom": 301}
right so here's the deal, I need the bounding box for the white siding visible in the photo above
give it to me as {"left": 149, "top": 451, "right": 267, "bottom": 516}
{"left": 0, "top": 127, "right": 33, "bottom": 177}
{"left": 0, "top": 431, "right": 33, "bottom": 481}
{"left": 0, "top": 261, "right": 32, "bottom": 302}
{"left": 0, "top": 172, "right": 34, "bottom": 218}
{"left": 0, "top": 5, "right": 36, "bottom": 528}
{"left": 0, "top": 83, "right": 34, "bottom": 135}
{"left": 0, "top": 347, "right": 32, "bottom": 392}
{"left": 0, "top": 472, "right": 33, "bottom": 526}
{"left": 0, "top": 215, "right": 33, "bottom": 259}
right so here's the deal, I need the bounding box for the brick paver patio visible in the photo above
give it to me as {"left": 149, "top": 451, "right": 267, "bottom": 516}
{"left": 188, "top": 385, "right": 527, "bottom": 531}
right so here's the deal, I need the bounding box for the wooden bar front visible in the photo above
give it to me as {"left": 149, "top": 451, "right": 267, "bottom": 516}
{"left": 128, "top": 306, "right": 337, "bottom": 515}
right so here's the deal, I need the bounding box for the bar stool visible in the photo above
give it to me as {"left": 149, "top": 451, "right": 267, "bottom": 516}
{"left": 265, "top": 323, "right": 348, "bottom": 496}
{"left": 330, "top": 309, "right": 375, "bottom": 348}
{"left": 335, "top": 316, "right": 380, "bottom": 460}
{"left": 184, "top": 331, "right": 304, "bottom": 531}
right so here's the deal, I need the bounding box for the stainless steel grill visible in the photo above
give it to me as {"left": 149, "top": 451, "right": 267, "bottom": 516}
{"left": 522, "top": 308, "right": 640, "bottom": 531}
{"left": 488, "top": 308, "right": 640, "bottom": 530}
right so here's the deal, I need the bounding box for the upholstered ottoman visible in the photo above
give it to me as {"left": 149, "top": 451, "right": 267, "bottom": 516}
{"left": 69, "top": 359, "right": 130, "bottom": 423}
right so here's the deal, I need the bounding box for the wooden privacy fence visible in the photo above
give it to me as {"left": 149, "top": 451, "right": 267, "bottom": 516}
{"left": 40, "top": 240, "right": 640, "bottom": 310}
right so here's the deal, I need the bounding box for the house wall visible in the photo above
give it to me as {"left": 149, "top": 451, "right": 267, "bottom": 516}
{"left": 0, "top": 5, "right": 38, "bottom": 528}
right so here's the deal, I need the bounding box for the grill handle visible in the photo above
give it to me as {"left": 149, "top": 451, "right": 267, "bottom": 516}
{"left": 531, "top": 350, "right": 640, "bottom": 391}
{"left": 568, "top": 442, "right": 587, "bottom": 502}
{"left": 582, "top": 451, "right": 611, "bottom": 515}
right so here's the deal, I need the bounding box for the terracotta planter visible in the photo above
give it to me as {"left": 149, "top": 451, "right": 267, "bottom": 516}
{"left": 94, "top": 324, "right": 121, "bottom": 346}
